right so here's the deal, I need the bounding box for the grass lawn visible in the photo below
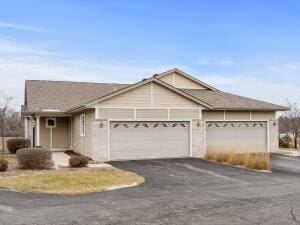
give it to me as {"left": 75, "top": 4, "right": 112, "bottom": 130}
{"left": 0, "top": 169, "right": 144, "bottom": 195}
{"left": 1, "top": 153, "right": 17, "bottom": 164}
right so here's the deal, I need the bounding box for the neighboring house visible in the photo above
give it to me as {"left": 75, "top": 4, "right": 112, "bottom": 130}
{"left": 22, "top": 68, "right": 287, "bottom": 161}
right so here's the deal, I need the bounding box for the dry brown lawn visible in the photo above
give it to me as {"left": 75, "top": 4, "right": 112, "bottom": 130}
{"left": 1, "top": 153, "right": 17, "bottom": 164}
{"left": 0, "top": 168, "right": 144, "bottom": 195}
{"left": 205, "top": 149, "right": 270, "bottom": 171}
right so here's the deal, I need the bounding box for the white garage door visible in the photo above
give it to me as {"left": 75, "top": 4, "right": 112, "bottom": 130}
{"left": 110, "top": 121, "right": 190, "bottom": 160}
{"left": 206, "top": 121, "right": 268, "bottom": 153}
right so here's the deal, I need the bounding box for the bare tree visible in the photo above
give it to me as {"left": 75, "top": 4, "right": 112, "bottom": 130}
{"left": 0, "top": 91, "right": 12, "bottom": 154}
{"left": 283, "top": 101, "right": 300, "bottom": 149}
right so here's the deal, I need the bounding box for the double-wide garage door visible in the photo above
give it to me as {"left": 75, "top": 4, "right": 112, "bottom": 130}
{"left": 110, "top": 121, "right": 190, "bottom": 161}
{"left": 206, "top": 121, "right": 268, "bottom": 153}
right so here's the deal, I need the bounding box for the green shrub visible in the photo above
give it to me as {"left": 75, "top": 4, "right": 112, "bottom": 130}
{"left": 7, "top": 138, "right": 31, "bottom": 154}
{"left": 69, "top": 156, "right": 89, "bottom": 168}
{"left": 0, "top": 159, "right": 8, "bottom": 172}
{"left": 16, "top": 148, "right": 52, "bottom": 170}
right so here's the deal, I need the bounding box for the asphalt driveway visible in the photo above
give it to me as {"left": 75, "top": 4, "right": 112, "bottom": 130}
{"left": 0, "top": 155, "right": 300, "bottom": 225}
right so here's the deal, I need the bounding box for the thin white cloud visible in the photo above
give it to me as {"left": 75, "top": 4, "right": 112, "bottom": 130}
{"left": 0, "top": 37, "right": 299, "bottom": 111}
{"left": 201, "top": 71, "right": 300, "bottom": 106}
{"left": 0, "top": 39, "right": 53, "bottom": 55}
{"left": 0, "top": 21, "right": 43, "bottom": 31}
{"left": 0, "top": 38, "right": 183, "bottom": 109}
{"left": 196, "top": 57, "right": 234, "bottom": 66}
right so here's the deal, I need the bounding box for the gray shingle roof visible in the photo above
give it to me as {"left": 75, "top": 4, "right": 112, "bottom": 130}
{"left": 24, "top": 80, "right": 129, "bottom": 112}
{"left": 181, "top": 89, "right": 287, "bottom": 111}
{"left": 24, "top": 79, "right": 287, "bottom": 114}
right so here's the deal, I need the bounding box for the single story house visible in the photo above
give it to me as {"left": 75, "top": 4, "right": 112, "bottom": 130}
{"left": 22, "top": 68, "right": 287, "bottom": 161}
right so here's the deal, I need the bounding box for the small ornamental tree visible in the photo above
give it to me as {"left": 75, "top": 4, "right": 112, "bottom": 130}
{"left": 281, "top": 101, "right": 300, "bottom": 149}
{"left": 0, "top": 91, "right": 12, "bottom": 154}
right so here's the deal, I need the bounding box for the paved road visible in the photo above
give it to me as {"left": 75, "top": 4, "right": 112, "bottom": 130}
{"left": 0, "top": 156, "right": 300, "bottom": 225}
{"left": 271, "top": 153, "right": 300, "bottom": 173}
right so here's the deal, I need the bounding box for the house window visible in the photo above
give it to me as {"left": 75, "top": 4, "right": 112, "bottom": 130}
{"left": 80, "top": 114, "right": 86, "bottom": 136}
{"left": 46, "top": 118, "right": 56, "bottom": 128}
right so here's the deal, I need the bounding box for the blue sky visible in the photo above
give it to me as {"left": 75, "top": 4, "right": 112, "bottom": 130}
{"left": 0, "top": 0, "right": 299, "bottom": 109}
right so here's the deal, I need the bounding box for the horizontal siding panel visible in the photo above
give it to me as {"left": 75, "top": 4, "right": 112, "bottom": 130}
{"left": 153, "top": 83, "right": 199, "bottom": 108}
{"left": 203, "top": 111, "right": 224, "bottom": 120}
{"left": 174, "top": 72, "right": 206, "bottom": 89}
{"left": 99, "top": 83, "right": 151, "bottom": 107}
{"left": 52, "top": 117, "right": 69, "bottom": 149}
{"left": 136, "top": 109, "right": 168, "bottom": 119}
{"left": 98, "top": 108, "right": 134, "bottom": 119}
{"left": 251, "top": 112, "right": 275, "bottom": 120}
{"left": 40, "top": 117, "right": 50, "bottom": 148}
{"left": 226, "top": 111, "right": 250, "bottom": 120}
{"left": 170, "top": 109, "right": 199, "bottom": 119}
{"left": 159, "top": 74, "right": 173, "bottom": 85}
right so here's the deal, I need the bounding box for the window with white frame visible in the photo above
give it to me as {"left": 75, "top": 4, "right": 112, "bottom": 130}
{"left": 46, "top": 117, "right": 56, "bottom": 128}
{"left": 80, "top": 113, "right": 86, "bottom": 136}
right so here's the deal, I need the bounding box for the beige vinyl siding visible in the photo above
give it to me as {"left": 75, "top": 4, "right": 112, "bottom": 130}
{"left": 203, "top": 111, "right": 276, "bottom": 121}
{"left": 159, "top": 71, "right": 207, "bottom": 89}
{"left": 225, "top": 111, "right": 250, "bottom": 120}
{"left": 96, "top": 82, "right": 200, "bottom": 109}
{"left": 97, "top": 108, "right": 134, "bottom": 119}
{"left": 203, "top": 111, "right": 224, "bottom": 120}
{"left": 40, "top": 117, "right": 50, "bottom": 148}
{"left": 251, "top": 111, "right": 275, "bottom": 120}
{"left": 99, "top": 83, "right": 151, "bottom": 107}
{"left": 159, "top": 73, "right": 173, "bottom": 85}
{"left": 52, "top": 117, "right": 69, "bottom": 149}
{"left": 72, "top": 109, "right": 94, "bottom": 158}
{"left": 169, "top": 109, "right": 200, "bottom": 119}
{"left": 39, "top": 117, "right": 69, "bottom": 149}
{"left": 153, "top": 83, "right": 199, "bottom": 108}
{"left": 136, "top": 109, "right": 168, "bottom": 120}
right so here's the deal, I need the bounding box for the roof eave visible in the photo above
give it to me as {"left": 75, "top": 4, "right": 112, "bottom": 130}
{"left": 66, "top": 106, "right": 87, "bottom": 114}
{"left": 22, "top": 111, "right": 73, "bottom": 116}
{"left": 208, "top": 107, "right": 289, "bottom": 111}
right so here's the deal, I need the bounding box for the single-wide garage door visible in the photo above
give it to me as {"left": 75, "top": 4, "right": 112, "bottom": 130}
{"left": 110, "top": 121, "right": 190, "bottom": 160}
{"left": 206, "top": 121, "right": 267, "bottom": 153}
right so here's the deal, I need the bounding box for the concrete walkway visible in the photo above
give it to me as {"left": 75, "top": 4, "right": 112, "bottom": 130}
{"left": 52, "top": 152, "right": 70, "bottom": 167}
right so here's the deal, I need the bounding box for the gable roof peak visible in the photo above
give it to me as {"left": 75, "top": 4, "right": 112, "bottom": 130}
{"left": 157, "top": 68, "right": 219, "bottom": 91}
